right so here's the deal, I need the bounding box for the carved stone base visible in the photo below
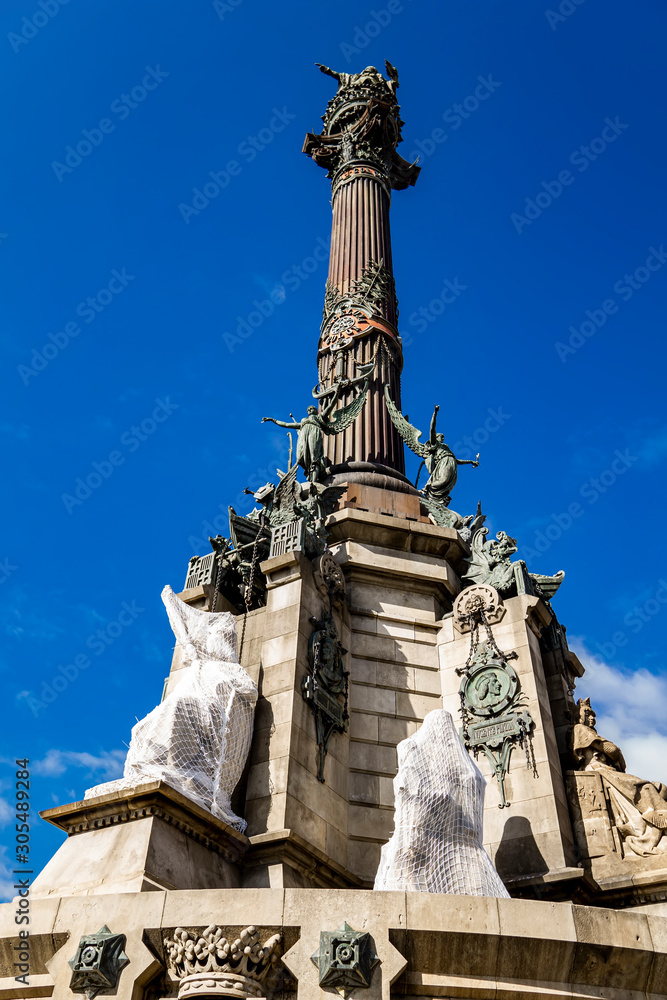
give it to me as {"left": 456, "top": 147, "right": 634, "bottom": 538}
{"left": 242, "top": 829, "right": 366, "bottom": 889}
{"left": 336, "top": 480, "right": 427, "bottom": 522}
{"left": 33, "top": 781, "right": 248, "bottom": 897}
{"left": 3, "top": 888, "right": 667, "bottom": 1000}
{"left": 324, "top": 461, "right": 417, "bottom": 493}
{"left": 178, "top": 972, "right": 265, "bottom": 999}
{"left": 566, "top": 769, "right": 667, "bottom": 907}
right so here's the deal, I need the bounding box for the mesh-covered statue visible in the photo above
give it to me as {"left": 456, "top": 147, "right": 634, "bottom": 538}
{"left": 374, "top": 710, "right": 509, "bottom": 896}
{"left": 85, "top": 585, "right": 258, "bottom": 832}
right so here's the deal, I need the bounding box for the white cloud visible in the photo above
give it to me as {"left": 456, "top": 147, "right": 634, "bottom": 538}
{"left": 0, "top": 797, "right": 12, "bottom": 827}
{"left": 638, "top": 425, "right": 667, "bottom": 468}
{"left": 0, "top": 845, "right": 15, "bottom": 902}
{"left": 570, "top": 639, "right": 667, "bottom": 778}
{"left": 32, "top": 749, "right": 125, "bottom": 782}
{"left": 0, "top": 421, "right": 30, "bottom": 441}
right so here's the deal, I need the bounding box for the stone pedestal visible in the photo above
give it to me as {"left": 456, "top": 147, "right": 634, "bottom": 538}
{"left": 238, "top": 549, "right": 355, "bottom": 888}
{"left": 33, "top": 781, "right": 247, "bottom": 897}
{"left": 156, "top": 497, "right": 470, "bottom": 891}
{"left": 166, "top": 502, "right": 470, "bottom": 891}
{"left": 327, "top": 506, "right": 464, "bottom": 883}
{"left": 567, "top": 769, "right": 667, "bottom": 908}
{"left": 158, "top": 499, "right": 581, "bottom": 897}
{"left": 439, "top": 592, "right": 580, "bottom": 890}
{"left": 2, "top": 888, "right": 666, "bottom": 1000}
{"left": 36, "top": 496, "right": 586, "bottom": 901}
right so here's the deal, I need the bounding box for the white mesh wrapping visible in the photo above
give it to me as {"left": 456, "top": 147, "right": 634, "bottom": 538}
{"left": 374, "top": 710, "right": 509, "bottom": 896}
{"left": 85, "top": 585, "right": 258, "bottom": 832}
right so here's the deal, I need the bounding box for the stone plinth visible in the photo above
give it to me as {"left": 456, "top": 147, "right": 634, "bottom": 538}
{"left": 340, "top": 482, "right": 428, "bottom": 522}
{"left": 567, "top": 769, "right": 667, "bottom": 908}
{"left": 161, "top": 508, "right": 470, "bottom": 891}
{"left": 327, "top": 505, "right": 469, "bottom": 578}
{"left": 32, "top": 781, "right": 247, "bottom": 897}
{"left": 327, "top": 508, "right": 465, "bottom": 883}
{"left": 165, "top": 509, "right": 473, "bottom": 891}
{"left": 240, "top": 550, "right": 355, "bottom": 888}
{"left": 1, "top": 888, "right": 666, "bottom": 1000}
{"left": 439, "top": 592, "right": 580, "bottom": 889}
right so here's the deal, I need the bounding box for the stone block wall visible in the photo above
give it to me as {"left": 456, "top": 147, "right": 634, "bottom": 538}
{"left": 328, "top": 508, "right": 461, "bottom": 884}
{"left": 345, "top": 585, "right": 443, "bottom": 882}
{"left": 241, "top": 551, "right": 354, "bottom": 886}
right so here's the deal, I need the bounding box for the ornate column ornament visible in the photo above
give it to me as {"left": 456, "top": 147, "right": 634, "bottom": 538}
{"left": 453, "top": 584, "right": 505, "bottom": 634}
{"left": 314, "top": 548, "right": 347, "bottom": 604}
{"left": 164, "top": 925, "right": 282, "bottom": 1000}
{"left": 68, "top": 926, "right": 129, "bottom": 1000}
{"left": 304, "top": 62, "right": 420, "bottom": 477}
{"left": 310, "top": 922, "right": 380, "bottom": 998}
{"left": 453, "top": 585, "right": 537, "bottom": 808}
{"left": 303, "top": 62, "right": 418, "bottom": 194}
{"left": 302, "top": 601, "right": 350, "bottom": 782}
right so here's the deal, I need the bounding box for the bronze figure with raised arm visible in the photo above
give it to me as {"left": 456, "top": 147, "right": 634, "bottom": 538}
{"left": 262, "top": 380, "right": 369, "bottom": 484}
{"left": 384, "top": 388, "right": 479, "bottom": 507}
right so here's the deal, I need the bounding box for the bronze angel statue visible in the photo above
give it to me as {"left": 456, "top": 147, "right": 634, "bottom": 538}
{"left": 262, "top": 381, "right": 369, "bottom": 483}
{"left": 384, "top": 385, "right": 479, "bottom": 506}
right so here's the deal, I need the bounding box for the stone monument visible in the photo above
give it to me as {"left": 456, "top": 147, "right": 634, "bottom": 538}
{"left": 1, "top": 61, "right": 666, "bottom": 1000}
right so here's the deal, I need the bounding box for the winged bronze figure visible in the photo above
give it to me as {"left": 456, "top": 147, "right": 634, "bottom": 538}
{"left": 269, "top": 464, "right": 301, "bottom": 525}
{"left": 263, "top": 380, "right": 370, "bottom": 482}
{"left": 384, "top": 385, "right": 478, "bottom": 506}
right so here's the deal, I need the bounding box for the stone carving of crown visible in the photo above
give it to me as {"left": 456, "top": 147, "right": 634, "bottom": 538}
{"left": 164, "top": 925, "right": 282, "bottom": 999}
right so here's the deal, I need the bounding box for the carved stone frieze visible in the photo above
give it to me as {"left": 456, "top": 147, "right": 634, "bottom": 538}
{"left": 453, "top": 584, "right": 505, "bottom": 634}
{"left": 164, "top": 925, "right": 282, "bottom": 1000}
{"left": 568, "top": 697, "right": 667, "bottom": 864}
{"left": 566, "top": 770, "right": 616, "bottom": 860}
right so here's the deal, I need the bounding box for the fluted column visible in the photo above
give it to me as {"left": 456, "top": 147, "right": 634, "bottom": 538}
{"left": 303, "top": 62, "right": 419, "bottom": 482}
{"left": 323, "top": 167, "right": 403, "bottom": 470}
{"left": 329, "top": 174, "right": 394, "bottom": 320}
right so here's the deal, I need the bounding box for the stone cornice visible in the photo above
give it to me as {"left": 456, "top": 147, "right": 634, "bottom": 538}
{"left": 39, "top": 781, "right": 249, "bottom": 866}
{"left": 326, "top": 506, "right": 469, "bottom": 565}
{"left": 2, "top": 890, "right": 667, "bottom": 998}
{"left": 245, "top": 829, "right": 368, "bottom": 889}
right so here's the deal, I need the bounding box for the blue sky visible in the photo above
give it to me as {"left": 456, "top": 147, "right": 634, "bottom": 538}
{"left": 2, "top": 0, "right": 666, "bottom": 895}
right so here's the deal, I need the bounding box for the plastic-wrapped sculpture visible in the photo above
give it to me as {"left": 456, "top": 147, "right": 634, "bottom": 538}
{"left": 85, "top": 585, "right": 258, "bottom": 832}
{"left": 374, "top": 710, "right": 509, "bottom": 896}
